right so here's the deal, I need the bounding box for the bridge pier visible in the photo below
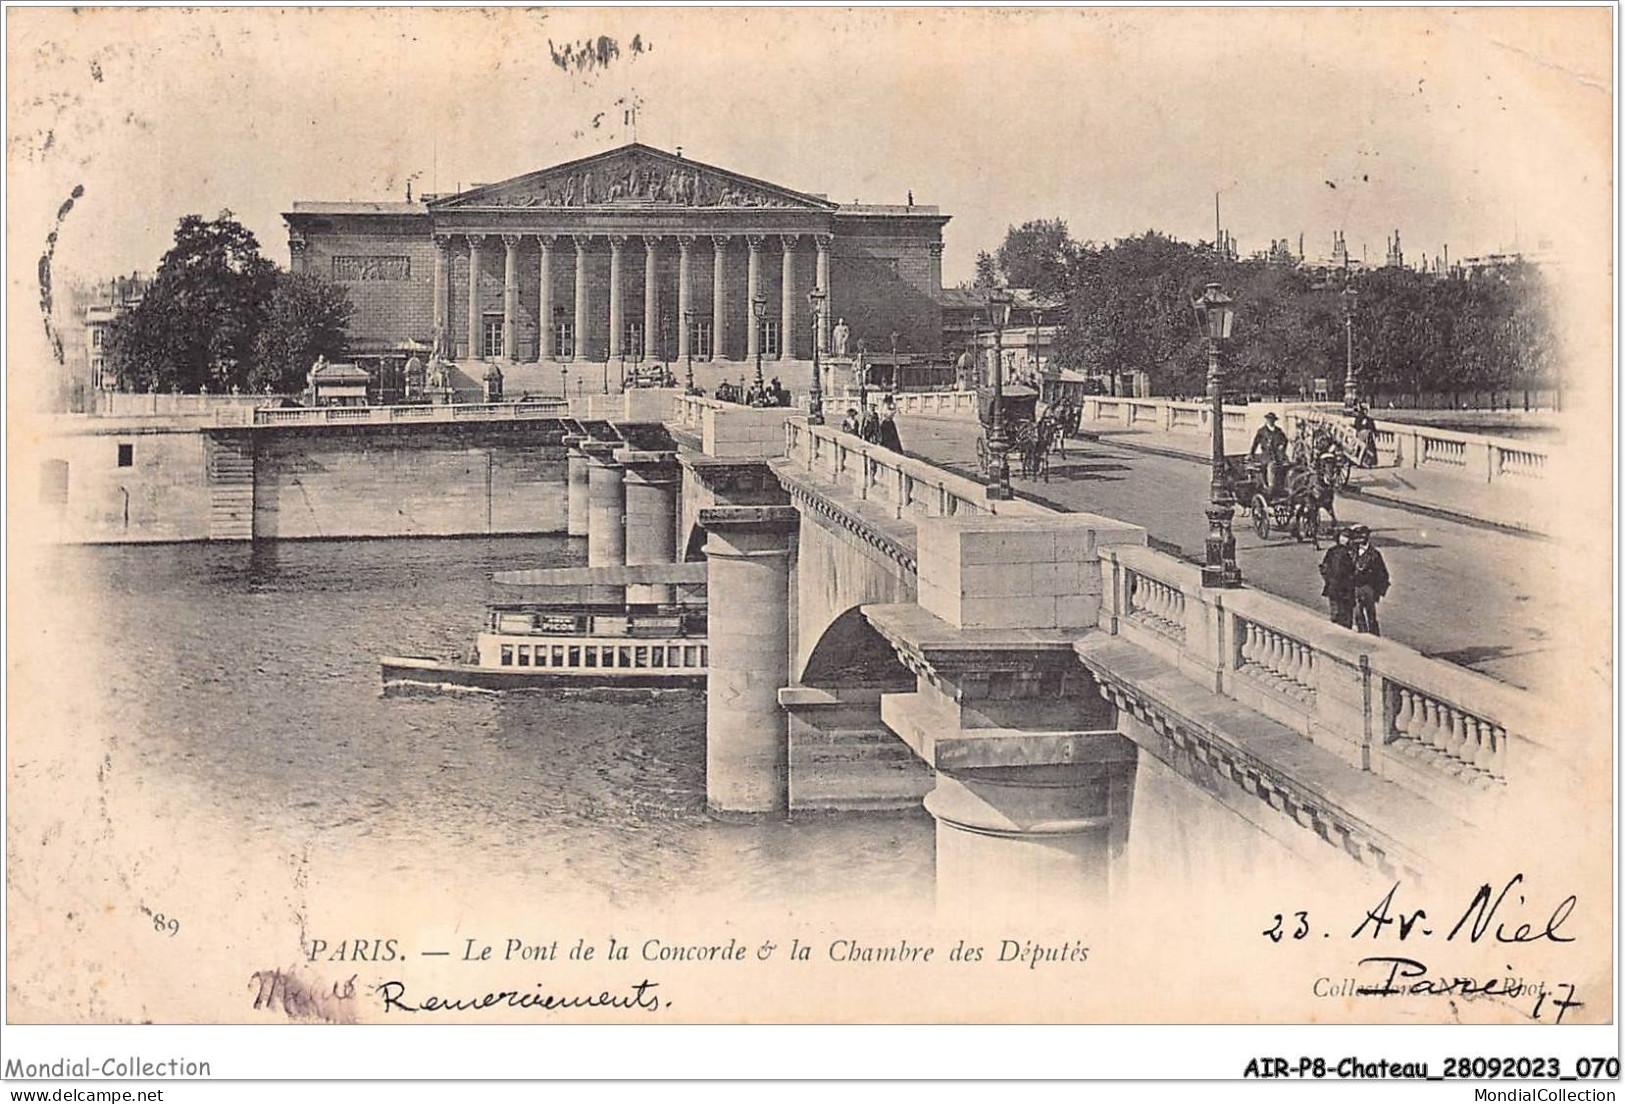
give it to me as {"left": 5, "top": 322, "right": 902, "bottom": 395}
{"left": 700, "top": 505, "right": 798, "bottom": 814}
{"left": 582, "top": 441, "right": 626, "bottom": 568}
{"left": 926, "top": 750, "right": 1137, "bottom": 918}
{"left": 618, "top": 450, "right": 680, "bottom": 604}
{"left": 564, "top": 435, "right": 590, "bottom": 538}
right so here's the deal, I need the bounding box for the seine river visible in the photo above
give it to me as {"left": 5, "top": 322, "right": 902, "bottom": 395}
{"left": 45, "top": 537, "right": 940, "bottom": 916}
{"left": 31, "top": 535, "right": 1298, "bottom": 942}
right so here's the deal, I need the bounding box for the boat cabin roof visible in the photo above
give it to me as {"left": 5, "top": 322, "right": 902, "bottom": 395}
{"left": 491, "top": 563, "right": 709, "bottom": 588}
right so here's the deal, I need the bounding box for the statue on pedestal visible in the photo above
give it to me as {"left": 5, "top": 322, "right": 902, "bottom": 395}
{"left": 832, "top": 318, "right": 851, "bottom": 357}
{"left": 404, "top": 355, "right": 425, "bottom": 399}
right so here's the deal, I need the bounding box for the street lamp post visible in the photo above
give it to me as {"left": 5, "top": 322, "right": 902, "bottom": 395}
{"left": 1342, "top": 282, "right": 1359, "bottom": 415}
{"left": 856, "top": 337, "right": 869, "bottom": 416}
{"left": 660, "top": 311, "right": 671, "bottom": 383}
{"left": 750, "top": 295, "right": 767, "bottom": 396}
{"left": 808, "top": 288, "right": 827, "bottom": 424}
{"left": 1193, "top": 282, "right": 1241, "bottom": 588}
{"left": 986, "top": 287, "right": 1014, "bottom": 500}
{"left": 682, "top": 308, "right": 695, "bottom": 393}
{"left": 1032, "top": 309, "right": 1044, "bottom": 388}
{"left": 889, "top": 330, "right": 899, "bottom": 393}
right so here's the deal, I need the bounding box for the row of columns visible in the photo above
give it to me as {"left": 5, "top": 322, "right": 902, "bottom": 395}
{"left": 435, "top": 232, "right": 834, "bottom": 362}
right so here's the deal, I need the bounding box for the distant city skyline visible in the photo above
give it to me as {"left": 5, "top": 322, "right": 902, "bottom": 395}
{"left": 9, "top": 8, "right": 1608, "bottom": 293}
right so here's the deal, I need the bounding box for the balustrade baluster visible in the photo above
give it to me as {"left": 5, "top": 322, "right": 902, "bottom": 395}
{"left": 1490, "top": 726, "right": 1509, "bottom": 778}
{"left": 1462, "top": 716, "right": 1487, "bottom": 770}
{"left": 1415, "top": 698, "right": 1437, "bottom": 749}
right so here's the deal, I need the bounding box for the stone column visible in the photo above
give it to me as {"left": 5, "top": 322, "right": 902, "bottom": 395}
{"left": 432, "top": 236, "right": 451, "bottom": 352}
{"left": 564, "top": 434, "right": 590, "bottom": 538}
{"left": 926, "top": 748, "right": 1138, "bottom": 919}
{"left": 582, "top": 440, "right": 625, "bottom": 567}
{"left": 700, "top": 506, "right": 798, "bottom": 814}
{"left": 814, "top": 235, "right": 832, "bottom": 353}
{"left": 676, "top": 236, "right": 694, "bottom": 361}
{"left": 608, "top": 235, "right": 626, "bottom": 362}
{"left": 711, "top": 235, "right": 729, "bottom": 362}
{"left": 643, "top": 236, "right": 660, "bottom": 363}
{"left": 618, "top": 450, "right": 679, "bottom": 604}
{"left": 779, "top": 235, "right": 798, "bottom": 360}
{"left": 502, "top": 234, "right": 521, "bottom": 361}
{"left": 466, "top": 234, "right": 486, "bottom": 361}
{"left": 572, "top": 235, "right": 591, "bottom": 362}
{"left": 537, "top": 235, "right": 555, "bottom": 362}
{"left": 745, "top": 235, "right": 763, "bottom": 362}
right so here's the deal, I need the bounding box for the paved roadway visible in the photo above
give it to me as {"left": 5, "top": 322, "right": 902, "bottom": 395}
{"left": 898, "top": 417, "right": 1578, "bottom": 691}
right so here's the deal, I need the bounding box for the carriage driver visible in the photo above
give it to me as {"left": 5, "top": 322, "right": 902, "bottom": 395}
{"left": 1249, "top": 412, "right": 1289, "bottom": 498}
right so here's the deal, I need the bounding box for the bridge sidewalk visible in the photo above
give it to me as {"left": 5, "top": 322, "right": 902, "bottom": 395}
{"left": 1077, "top": 426, "right": 1551, "bottom": 537}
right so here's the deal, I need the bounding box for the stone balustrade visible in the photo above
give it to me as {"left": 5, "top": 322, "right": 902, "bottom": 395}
{"left": 1076, "top": 396, "right": 1554, "bottom": 487}
{"left": 784, "top": 417, "right": 1048, "bottom": 521}
{"left": 1290, "top": 409, "right": 1550, "bottom": 486}
{"left": 1083, "top": 397, "right": 1250, "bottom": 436}
{"left": 252, "top": 399, "right": 568, "bottom": 427}
{"left": 1124, "top": 569, "right": 1185, "bottom": 643}
{"left": 1097, "top": 543, "right": 1550, "bottom": 814}
{"left": 1234, "top": 616, "right": 1318, "bottom": 705}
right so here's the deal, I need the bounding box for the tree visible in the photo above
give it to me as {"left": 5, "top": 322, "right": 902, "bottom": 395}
{"left": 971, "top": 251, "right": 1000, "bottom": 289}
{"left": 251, "top": 273, "right": 354, "bottom": 393}
{"left": 1060, "top": 232, "right": 1212, "bottom": 395}
{"left": 994, "top": 218, "right": 1080, "bottom": 298}
{"left": 105, "top": 212, "right": 278, "bottom": 392}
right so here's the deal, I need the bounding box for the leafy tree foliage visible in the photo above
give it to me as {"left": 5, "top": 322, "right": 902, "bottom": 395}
{"left": 979, "top": 217, "right": 1560, "bottom": 400}
{"left": 992, "top": 218, "right": 1080, "bottom": 299}
{"left": 105, "top": 212, "right": 352, "bottom": 394}
{"left": 250, "top": 273, "right": 355, "bottom": 393}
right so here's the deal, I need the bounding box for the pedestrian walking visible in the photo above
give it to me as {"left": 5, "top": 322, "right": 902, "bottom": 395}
{"left": 1318, "top": 527, "right": 1355, "bottom": 628}
{"left": 1348, "top": 525, "right": 1390, "bottom": 635}
{"left": 877, "top": 396, "right": 902, "bottom": 453}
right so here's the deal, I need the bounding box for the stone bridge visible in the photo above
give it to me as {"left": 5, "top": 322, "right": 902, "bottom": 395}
{"left": 549, "top": 391, "right": 1562, "bottom": 915}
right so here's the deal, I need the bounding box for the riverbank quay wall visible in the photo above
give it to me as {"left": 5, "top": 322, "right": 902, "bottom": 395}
{"left": 30, "top": 411, "right": 578, "bottom": 544}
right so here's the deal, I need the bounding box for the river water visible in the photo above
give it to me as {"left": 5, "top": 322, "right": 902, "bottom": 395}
{"left": 40, "top": 536, "right": 941, "bottom": 916}
{"left": 22, "top": 534, "right": 1316, "bottom": 949}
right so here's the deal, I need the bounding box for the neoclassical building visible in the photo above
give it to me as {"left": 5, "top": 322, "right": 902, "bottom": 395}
{"left": 284, "top": 143, "right": 950, "bottom": 393}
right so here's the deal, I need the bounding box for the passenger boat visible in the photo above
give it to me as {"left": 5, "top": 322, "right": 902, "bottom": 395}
{"left": 380, "top": 563, "right": 708, "bottom": 691}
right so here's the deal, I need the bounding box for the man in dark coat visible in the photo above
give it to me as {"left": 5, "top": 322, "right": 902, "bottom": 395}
{"left": 1318, "top": 527, "right": 1355, "bottom": 628}
{"left": 859, "top": 406, "right": 881, "bottom": 444}
{"left": 1349, "top": 525, "right": 1390, "bottom": 635}
{"left": 877, "top": 397, "right": 902, "bottom": 453}
{"left": 1250, "top": 412, "right": 1289, "bottom": 498}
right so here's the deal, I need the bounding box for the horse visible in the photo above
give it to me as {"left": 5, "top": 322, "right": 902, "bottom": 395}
{"left": 1285, "top": 455, "right": 1339, "bottom": 547}
{"left": 1019, "top": 417, "right": 1058, "bottom": 481}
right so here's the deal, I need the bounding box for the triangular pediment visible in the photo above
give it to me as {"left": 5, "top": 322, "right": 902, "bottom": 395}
{"left": 429, "top": 144, "right": 836, "bottom": 212}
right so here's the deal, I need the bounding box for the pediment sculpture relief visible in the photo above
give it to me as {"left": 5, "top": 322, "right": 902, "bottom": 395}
{"left": 479, "top": 157, "right": 806, "bottom": 209}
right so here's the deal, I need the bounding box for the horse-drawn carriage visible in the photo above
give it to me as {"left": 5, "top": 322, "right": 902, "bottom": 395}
{"left": 974, "top": 383, "right": 1058, "bottom": 481}
{"left": 1222, "top": 453, "right": 1338, "bottom": 547}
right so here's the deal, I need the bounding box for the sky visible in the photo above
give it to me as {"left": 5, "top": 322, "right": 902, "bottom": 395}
{"left": 6, "top": 6, "right": 1612, "bottom": 296}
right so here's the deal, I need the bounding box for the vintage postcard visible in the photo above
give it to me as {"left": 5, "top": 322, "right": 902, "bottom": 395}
{"left": 3, "top": 3, "right": 1616, "bottom": 1079}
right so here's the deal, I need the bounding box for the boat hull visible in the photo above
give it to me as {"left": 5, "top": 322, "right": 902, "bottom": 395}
{"left": 380, "top": 656, "right": 705, "bottom": 691}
